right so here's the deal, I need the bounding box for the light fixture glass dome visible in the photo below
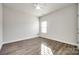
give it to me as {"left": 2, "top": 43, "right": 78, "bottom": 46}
{"left": 33, "top": 3, "right": 41, "bottom": 10}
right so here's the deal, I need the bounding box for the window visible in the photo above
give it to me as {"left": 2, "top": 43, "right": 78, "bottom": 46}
{"left": 41, "top": 21, "right": 47, "bottom": 33}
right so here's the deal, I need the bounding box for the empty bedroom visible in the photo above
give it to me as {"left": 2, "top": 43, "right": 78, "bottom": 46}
{"left": 0, "top": 3, "right": 79, "bottom": 55}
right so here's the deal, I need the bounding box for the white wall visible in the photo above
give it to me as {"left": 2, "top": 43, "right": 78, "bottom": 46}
{"left": 0, "top": 4, "right": 3, "bottom": 49}
{"left": 3, "top": 6, "right": 39, "bottom": 44}
{"left": 40, "top": 4, "right": 77, "bottom": 45}
{"left": 78, "top": 4, "right": 79, "bottom": 43}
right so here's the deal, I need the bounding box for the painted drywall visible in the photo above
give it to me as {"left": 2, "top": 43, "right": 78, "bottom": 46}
{"left": 3, "top": 6, "right": 39, "bottom": 44}
{"left": 78, "top": 4, "right": 79, "bottom": 43}
{"left": 40, "top": 4, "right": 77, "bottom": 45}
{"left": 0, "top": 4, "right": 3, "bottom": 49}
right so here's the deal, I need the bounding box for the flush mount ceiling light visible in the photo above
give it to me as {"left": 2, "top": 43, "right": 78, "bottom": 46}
{"left": 36, "top": 5, "right": 41, "bottom": 10}
{"left": 33, "top": 3, "right": 41, "bottom": 10}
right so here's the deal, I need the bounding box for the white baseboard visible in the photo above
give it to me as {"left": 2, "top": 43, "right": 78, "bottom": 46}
{"left": 3, "top": 35, "right": 39, "bottom": 44}
{"left": 2, "top": 34, "right": 78, "bottom": 48}
{"left": 40, "top": 34, "right": 78, "bottom": 46}
{"left": 0, "top": 43, "right": 3, "bottom": 51}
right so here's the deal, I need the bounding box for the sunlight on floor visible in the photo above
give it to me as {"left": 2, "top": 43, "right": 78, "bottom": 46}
{"left": 41, "top": 44, "right": 53, "bottom": 55}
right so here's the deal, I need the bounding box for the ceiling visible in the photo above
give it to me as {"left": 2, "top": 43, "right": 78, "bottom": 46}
{"left": 3, "top": 3, "right": 74, "bottom": 17}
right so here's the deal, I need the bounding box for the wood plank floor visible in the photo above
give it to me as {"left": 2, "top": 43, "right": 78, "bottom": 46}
{"left": 0, "top": 37, "right": 79, "bottom": 55}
